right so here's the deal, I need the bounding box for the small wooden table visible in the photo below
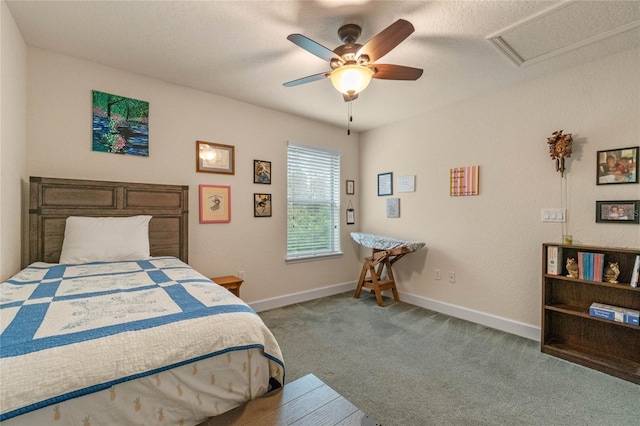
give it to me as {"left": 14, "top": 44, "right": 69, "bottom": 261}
{"left": 212, "top": 275, "right": 243, "bottom": 297}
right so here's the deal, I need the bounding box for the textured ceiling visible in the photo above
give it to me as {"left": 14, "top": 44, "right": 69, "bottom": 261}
{"left": 6, "top": 0, "right": 640, "bottom": 133}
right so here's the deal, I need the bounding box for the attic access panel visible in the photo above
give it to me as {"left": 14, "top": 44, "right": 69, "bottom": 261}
{"left": 487, "top": 1, "right": 640, "bottom": 66}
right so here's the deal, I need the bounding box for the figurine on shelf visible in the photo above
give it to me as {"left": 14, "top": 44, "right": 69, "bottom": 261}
{"left": 566, "top": 258, "right": 579, "bottom": 278}
{"left": 603, "top": 262, "right": 620, "bottom": 284}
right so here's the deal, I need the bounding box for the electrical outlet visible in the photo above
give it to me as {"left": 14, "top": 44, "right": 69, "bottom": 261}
{"left": 448, "top": 271, "right": 456, "bottom": 283}
{"left": 238, "top": 271, "right": 245, "bottom": 279}
{"left": 435, "top": 269, "right": 441, "bottom": 280}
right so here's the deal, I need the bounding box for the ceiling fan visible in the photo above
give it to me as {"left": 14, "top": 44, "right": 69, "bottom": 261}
{"left": 283, "top": 19, "right": 423, "bottom": 102}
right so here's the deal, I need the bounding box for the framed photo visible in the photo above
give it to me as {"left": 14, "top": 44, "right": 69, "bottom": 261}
{"left": 378, "top": 172, "right": 393, "bottom": 196}
{"left": 596, "top": 146, "right": 638, "bottom": 185}
{"left": 196, "top": 141, "right": 235, "bottom": 174}
{"left": 386, "top": 198, "right": 400, "bottom": 218}
{"left": 346, "top": 180, "right": 355, "bottom": 195}
{"left": 596, "top": 200, "right": 639, "bottom": 224}
{"left": 254, "top": 160, "right": 271, "bottom": 184}
{"left": 254, "top": 193, "right": 272, "bottom": 217}
{"left": 346, "top": 208, "right": 355, "bottom": 225}
{"left": 199, "top": 185, "right": 231, "bottom": 223}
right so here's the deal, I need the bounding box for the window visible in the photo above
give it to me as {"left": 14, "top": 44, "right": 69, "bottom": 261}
{"left": 287, "top": 142, "right": 341, "bottom": 261}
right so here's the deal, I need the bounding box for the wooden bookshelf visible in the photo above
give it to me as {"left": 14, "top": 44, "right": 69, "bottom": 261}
{"left": 541, "top": 243, "right": 640, "bottom": 384}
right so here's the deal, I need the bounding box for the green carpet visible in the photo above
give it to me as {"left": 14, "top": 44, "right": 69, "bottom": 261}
{"left": 258, "top": 291, "right": 640, "bottom": 425}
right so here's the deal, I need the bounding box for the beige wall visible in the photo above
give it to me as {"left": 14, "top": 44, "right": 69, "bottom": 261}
{"left": 3, "top": 2, "right": 639, "bottom": 337}
{"left": 0, "top": 1, "right": 27, "bottom": 281}
{"left": 359, "top": 47, "right": 640, "bottom": 335}
{"left": 24, "top": 48, "right": 362, "bottom": 303}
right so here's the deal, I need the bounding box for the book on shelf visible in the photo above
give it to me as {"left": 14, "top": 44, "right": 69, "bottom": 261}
{"left": 589, "top": 302, "right": 624, "bottom": 323}
{"left": 593, "top": 253, "right": 604, "bottom": 282}
{"left": 578, "top": 252, "right": 584, "bottom": 279}
{"left": 631, "top": 255, "right": 639, "bottom": 288}
{"left": 577, "top": 251, "right": 604, "bottom": 281}
{"left": 589, "top": 303, "right": 640, "bottom": 326}
{"left": 626, "top": 308, "right": 639, "bottom": 326}
{"left": 546, "top": 245, "right": 561, "bottom": 275}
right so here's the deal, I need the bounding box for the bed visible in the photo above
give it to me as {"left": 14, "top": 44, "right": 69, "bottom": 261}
{"left": 0, "top": 177, "right": 284, "bottom": 425}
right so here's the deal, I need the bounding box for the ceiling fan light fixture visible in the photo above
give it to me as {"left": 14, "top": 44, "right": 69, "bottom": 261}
{"left": 330, "top": 65, "right": 374, "bottom": 97}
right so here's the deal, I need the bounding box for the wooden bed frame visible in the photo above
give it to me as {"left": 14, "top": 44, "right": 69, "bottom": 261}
{"left": 29, "top": 176, "right": 189, "bottom": 264}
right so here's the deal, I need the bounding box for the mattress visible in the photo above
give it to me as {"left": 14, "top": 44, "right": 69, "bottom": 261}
{"left": 0, "top": 257, "right": 284, "bottom": 425}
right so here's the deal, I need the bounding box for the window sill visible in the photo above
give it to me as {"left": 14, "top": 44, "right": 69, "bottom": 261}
{"left": 285, "top": 253, "right": 343, "bottom": 264}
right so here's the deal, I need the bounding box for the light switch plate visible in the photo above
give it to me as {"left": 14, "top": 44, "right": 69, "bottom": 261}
{"left": 542, "top": 208, "right": 566, "bottom": 222}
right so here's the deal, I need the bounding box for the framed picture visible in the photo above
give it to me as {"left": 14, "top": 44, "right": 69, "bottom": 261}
{"left": 92, "top": 90, "right": 149, "bottom": 156}
{"left": 378, "top": 172, "right": 393, "bottom": 196}
{"left": 254, "top": 193, "right": 272, "bottom": 217}
{"left": 397, "top": 175, "right": 415, "bottom": 193}
{"left": 346, "top": 208, "right": 355, "bottom": 225}
{"left": 196, "top": 141, "right": 235, "bottom": 174}
{"left": 595, "top": 200, "right": 639, "bottom": 224}
{"left": 386, "top": 198, "right": 400, "bottom": 218}
{"left": 199, "top": 185, "right": 231, "bottom": 223}
{"left": 450, "top": 165, "right": 479, "bottom": 196}
{"left": 596, "top": 146, "right": 638, "bottom": 185}
{"left": 254, "top": 160, "right": 271, "bottom": 184}
{"left": 346, "top": 180, "right": 355, "bottom": 195}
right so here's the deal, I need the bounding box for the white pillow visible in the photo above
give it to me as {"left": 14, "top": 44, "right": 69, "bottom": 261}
{"left": 59, "top": 215, "right": 152, "bottom": 264}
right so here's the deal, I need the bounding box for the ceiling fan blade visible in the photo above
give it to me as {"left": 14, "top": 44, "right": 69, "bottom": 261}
{"left": 371, "top": 64, "right": 423, "bottom": 80}
{"left": 357, "top": 19, "right": 415, "bottom": 63}
{"left": 283, "top": 72, "right": 330, "bottom": 87}
{"left": 287, "top": 34, "right": 342, "bottom": 62}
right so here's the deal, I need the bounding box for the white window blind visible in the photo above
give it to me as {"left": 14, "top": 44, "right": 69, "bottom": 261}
{"left": 287, "top": 142, "right": 342, "bottom": 261}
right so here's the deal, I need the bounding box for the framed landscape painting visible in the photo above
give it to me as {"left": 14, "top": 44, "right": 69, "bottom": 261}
{"left": 92, "top": 90, "right": 149, "bottom": 156}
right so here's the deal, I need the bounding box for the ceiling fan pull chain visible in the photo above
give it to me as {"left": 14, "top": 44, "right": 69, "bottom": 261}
{"left": 347, "top": 101, "right": 353, "bottom": 135}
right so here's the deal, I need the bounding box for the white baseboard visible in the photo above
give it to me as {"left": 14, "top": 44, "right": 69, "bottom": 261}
{"left": 399, "top": 291, "right": 540, "bottom": 342}
{"left": 250, "top": 284, "right": 540, "bottom": 342}
{"left": 249, "top": 281, "right": 356, "bottom": 313}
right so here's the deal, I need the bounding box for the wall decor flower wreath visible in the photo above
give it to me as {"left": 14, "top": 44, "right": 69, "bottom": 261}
{"left": 547, "top": 130, "right": 573, "bottom": 177}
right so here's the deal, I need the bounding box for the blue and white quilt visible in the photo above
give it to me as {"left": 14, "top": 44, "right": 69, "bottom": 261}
{"left": 0, "top": 257, "right": 284, "bottom": 423}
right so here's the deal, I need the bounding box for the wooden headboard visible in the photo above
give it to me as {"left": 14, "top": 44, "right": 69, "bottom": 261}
{"left": 29, "top": 177, "right": 189, "bottom": 264}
